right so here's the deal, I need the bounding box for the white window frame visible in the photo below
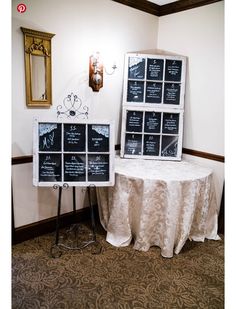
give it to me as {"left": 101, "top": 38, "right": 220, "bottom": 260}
{"left": 33, "top": 118, "right": 115, "bottom": 187}
{"left": 120, "top": 106, "right": 184, "bottom": 161}
{"left": 122, "top": 52, "right": 186, "bottom": 109}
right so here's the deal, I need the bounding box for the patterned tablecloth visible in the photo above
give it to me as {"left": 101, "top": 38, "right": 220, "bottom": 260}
{"left": 97, "top": 156, "right": 220, "bottom": 258}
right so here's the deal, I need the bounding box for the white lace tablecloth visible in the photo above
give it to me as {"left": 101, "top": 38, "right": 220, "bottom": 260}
{"left": 97, "top": 156, "right": 220, "bottom": 258}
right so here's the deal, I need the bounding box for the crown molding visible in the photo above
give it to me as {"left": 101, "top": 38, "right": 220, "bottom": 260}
{"left": 111, "top": 0, "right": 160, "bottom": 16}
{"left": 111, "top": 0, "right": 223, "bottom": 16}
{"left": 159, "top": 0, "right": 223, "bottom": 16}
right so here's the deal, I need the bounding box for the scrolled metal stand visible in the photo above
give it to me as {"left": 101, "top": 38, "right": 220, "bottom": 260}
{"left": 50, "top": 184, "right": 101, "bottom": 258}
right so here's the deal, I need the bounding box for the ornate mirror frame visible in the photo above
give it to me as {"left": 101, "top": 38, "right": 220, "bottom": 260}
{"left": 21, "top": 27, "right": 55, "bottom": 107}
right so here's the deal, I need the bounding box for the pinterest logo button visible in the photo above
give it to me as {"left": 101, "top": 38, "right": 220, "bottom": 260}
{"left": 17, "top": 3, "right": 27, "bottom": 13}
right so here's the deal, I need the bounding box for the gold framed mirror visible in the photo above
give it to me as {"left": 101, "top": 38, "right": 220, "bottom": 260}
{"left": 21, "top": 27, "right": 55, "bottom": 107}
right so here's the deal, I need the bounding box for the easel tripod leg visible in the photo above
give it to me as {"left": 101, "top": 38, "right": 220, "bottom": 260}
{"left": 88, "top": 186, "right": 96, "bottom": 242}
{"left": 55, "top": 186, "right": 62, "bottom": 245}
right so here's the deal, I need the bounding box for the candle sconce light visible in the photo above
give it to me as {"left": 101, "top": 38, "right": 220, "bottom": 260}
{"left": 89, "top": 52, "right": 103, "bottom": 92}
{"left": 89, "top": 52, "right": 117, "bottom": 92}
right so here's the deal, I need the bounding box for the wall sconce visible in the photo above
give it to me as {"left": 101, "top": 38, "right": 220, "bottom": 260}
{"left": 89, "top": 52, "right": 103, "bottom": 92}
{"left": 89, "top": 52, "right": 117, "bottom": 92}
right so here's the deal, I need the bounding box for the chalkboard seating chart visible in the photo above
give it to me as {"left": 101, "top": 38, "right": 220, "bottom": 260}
{"left": 123, "top": 52, "right": 186, "bottom": 108}
{"left": 120, "top": 107, "right": 184, "bottom": 161}
{"left": 121, "top": 51, "right": 186, "bottom": 161}
{"left": 33, "top": 119, "right": 114, "bottom": 186}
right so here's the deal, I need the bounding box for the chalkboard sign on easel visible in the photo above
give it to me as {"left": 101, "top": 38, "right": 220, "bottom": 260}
{"left": 88, "top": 124, "right": 110, "bottom": 152}
{"left": 64, "top": 124, "right": 86, "bottom": 152}
{"left": 33, "top": 119, "right": 114, "bottom": 187}
{"left": 39, "top": 123, "right": 62, "bottom": 151}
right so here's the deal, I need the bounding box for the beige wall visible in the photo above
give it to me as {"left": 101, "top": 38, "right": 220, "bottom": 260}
{"left": 12, "top": 0, "right": 224, "bottom": 228}
{"left": 158, "top": 2, "right": 224, "bottom": 155}
{"left": 158, "top": 2, "right": 224, "bottom": 206}
{"left": 12, "top": 0, "right": 159, "bottom": 227}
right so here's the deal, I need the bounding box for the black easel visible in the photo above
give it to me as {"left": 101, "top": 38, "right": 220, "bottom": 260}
{"left": 50, "top": 185, "right": 100, "bottom": 258}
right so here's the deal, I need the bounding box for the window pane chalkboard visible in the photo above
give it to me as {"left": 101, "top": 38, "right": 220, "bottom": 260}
{"left": 39, "top": 123, "right": 62, "bottom": 152}
{"left": 144, "top": 112, "right": 161, "bottom": 133}
{"left": 128, "top": 57, "right": 145, "bottom": 79}
{"left": 143, "top": 135, "right": 160, "bottom": 156}
{"left": 147, "top": 58, "right": 164, "bottom": 81}
{"left": 125, "top": 134, "right": 142, "bottom": 155}
{"left": 127, "top": 81, "right": 144, "bottom": 102}
{"left": 162, "top": 113, "right": 179, "bottom": 134}
{"left": 163, "top": 83, "right": 181, "bottom": 105}
{"left": 64, "top": 124, "right": 86, "bottom": 152}
{"left": 145, "top": 82, "right": 162, "bottom": 103}
{"left": 165, "top": 60, "right": 182, "bottom": 82}
{"left": 88, "top": 154, "right": 109, "bottom": 182}
{"left": 64, "top": 154, "right": 86, "bottom": 182}
{"left": 33, "top": 119, "right": 114, "bottom": 186}
{"left": 126, "top": 111, "right": 143, "bottom": 132}
{"left": 161, "top": 136, "right": 178, "bottom": 157}
{"left": 39, "top": 153, "right": 62, "bottom": 182}
{"left": 88, "top": 124, "right": 109, "bottom": 152}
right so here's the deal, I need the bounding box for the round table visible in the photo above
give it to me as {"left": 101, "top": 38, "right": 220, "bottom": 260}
{"left": 97, "top": 156, "right": 220, "bottom": 258}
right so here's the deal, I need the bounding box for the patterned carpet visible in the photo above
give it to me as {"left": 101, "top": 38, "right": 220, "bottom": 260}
{"left": 12, "top": 222, "right": 224, "bottom": 309}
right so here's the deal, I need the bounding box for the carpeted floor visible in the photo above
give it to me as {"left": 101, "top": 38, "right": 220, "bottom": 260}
{"left": 12, "top": 222, "right": 224, "bottom": 309}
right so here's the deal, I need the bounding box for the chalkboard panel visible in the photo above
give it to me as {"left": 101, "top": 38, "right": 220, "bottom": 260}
{"left": 143, "top": 135, "right": 160, "bottom": 156}
{"left": 64, "top": 154, "right": 86, "bottom": 182}
{"left": 165, "top": 60, "right": 182, "bottom": 82}
{"left": 124, "top": 134, "right": 142, "bottom": 155}
{"left": 88, "top": 124, "right": 109, "bottom": 152}
{"left": 34, "top": 119, "right": 114, "bottom": 186}
{"left": 64, "top": 124, "right": 86, "bottom": 152}
{"left": 163, "top": 83, "right": 181, "bottom": 105}
{"left": 39, "top": 123, "right": 62, "bottom": 151}
{"left": 128, "top": 57, "right": 145, "bottom": 79}
{"left": 126, "top": 111, "right": 143, "bottom": 132}
{"left": 145, "top": 82, "right": 162, "bottom": 103}
{"left": 162, "top": 113, "right": 179, "bottom": 134}
{"left": 127, "top": 81, "right": 144, "bottom": 102}
{"left": 147, "top": 58, "right": 164, "bottom": 81}
{"left": 144, "top": 112, "right": 161, "bottom": 133}
{"left": 161, "top": 136, "right": 178, "bottom": 157}
{"left": 88, "top": 154, "right": 109, "bottom": 182}
{"left": 39, "top": 153, "right": 62, "bottom": 182}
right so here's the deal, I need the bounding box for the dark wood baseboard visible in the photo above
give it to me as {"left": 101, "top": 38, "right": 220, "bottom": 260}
{"left": 182, "top": 148, "right": 224, "bottom": 163}
{"left": 13, "top": 206, "right": 99, "bottom": 245}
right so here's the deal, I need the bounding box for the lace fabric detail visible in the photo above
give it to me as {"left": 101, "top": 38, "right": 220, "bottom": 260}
{"left": 97, "top": 157, "right": 220, "bottom": 258}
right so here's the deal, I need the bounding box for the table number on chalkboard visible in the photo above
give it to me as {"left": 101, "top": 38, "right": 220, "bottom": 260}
{"left": 33, "top": 119, "right": 115, "bottom": 187}
{"left": 147, "top": 58, "right": 164, "bottom": 81}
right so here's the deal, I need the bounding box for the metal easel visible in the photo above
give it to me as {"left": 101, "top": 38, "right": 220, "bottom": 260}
{"left": 50, "top": 184, "right": 100, "bottom": 258}
{"left": 50, "top": 93, "right": 101, "bottom": 258}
